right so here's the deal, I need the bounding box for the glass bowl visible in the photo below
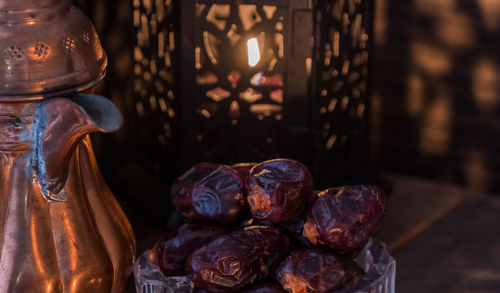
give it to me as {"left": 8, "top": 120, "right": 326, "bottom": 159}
{"left": 134, "top": 238, "right": 396, "bottom": 293}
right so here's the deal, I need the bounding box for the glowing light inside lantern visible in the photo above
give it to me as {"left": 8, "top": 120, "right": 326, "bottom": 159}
{"left": 247, "top": 38, "right": 261, "bottom": 67}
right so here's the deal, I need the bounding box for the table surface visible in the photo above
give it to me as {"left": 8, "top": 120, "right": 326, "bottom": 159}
{"left": 126, "top": 174, "right": 500, "bottom": 292}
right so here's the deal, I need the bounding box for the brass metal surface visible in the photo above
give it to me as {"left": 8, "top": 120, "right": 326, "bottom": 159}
{"left": 0, "top": 1, "right": 135, "bottom": 292}
{"left": 0, "top": 0, "right": 107, "bottom": 99}
{"left": 0, "top": 97, "right": 136, "bottom": 292}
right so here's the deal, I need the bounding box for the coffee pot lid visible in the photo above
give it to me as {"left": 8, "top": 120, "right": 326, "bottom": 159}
{"left": 0, "top": 0, "right": 107, "bottom": 101}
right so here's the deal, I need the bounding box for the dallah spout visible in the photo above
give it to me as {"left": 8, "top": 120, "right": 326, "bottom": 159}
{"left": 32, "top": 94, "right": 122, "bottom": 201}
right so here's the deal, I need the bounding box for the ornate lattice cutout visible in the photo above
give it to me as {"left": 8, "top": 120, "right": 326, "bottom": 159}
{"left": 127, "top": 0, "right": 370, "bottom": 184}
{"left": 316, "top": 0, "right": 370, "bottom": 178}
{"left": 192, "top": 1, "right": 288, "bottom": 161}
{"left": 132, "top": 0, "right": 177, "bottom": 174}
{"left": 195, "top": 3, "right": 285, "bottom": 119}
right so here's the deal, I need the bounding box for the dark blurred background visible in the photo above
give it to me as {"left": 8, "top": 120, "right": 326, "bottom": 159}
{"left": 370, "top": 0, "right": 500, "bottom": 193}
{"left": 75, "top": 0, "right": 500, "bottom": 194}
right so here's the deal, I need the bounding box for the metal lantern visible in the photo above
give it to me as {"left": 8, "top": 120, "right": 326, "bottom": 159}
{"left": 133, "top": 0, "right": 371, "bottom": 187}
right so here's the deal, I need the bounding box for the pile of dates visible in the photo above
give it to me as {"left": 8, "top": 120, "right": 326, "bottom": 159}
{"left": 151, "top": 159, "right": 386, "bottom": 293}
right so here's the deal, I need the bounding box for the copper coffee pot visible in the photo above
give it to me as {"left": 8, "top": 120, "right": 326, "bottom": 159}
{"left": 0, "top": 0, "right": 136, "bottom": 292}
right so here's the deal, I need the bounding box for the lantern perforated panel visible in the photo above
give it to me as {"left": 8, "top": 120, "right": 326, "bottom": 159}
{"left": 193, "top": 2, "right": 288, "bottom": 163}
{"left": 315, "top": 0, "right": 370, "bottom": 181}
{"left": 132, "top": 0, "right": 371, "bottom": 186}
{"left": 133, "top": 0, "right": 179, "bottom": 175}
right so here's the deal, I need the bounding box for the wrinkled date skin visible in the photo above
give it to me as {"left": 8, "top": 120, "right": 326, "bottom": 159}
{"left": 171, "top": 163, "right": 219, "bottom": 216}
{"left": 276, "top": 249, "right": 362, "bottom": 293}
{"left": 232, "top": 162, "right": 257, "bottom": 181}
{"left": 155, "top": 223, "right": 228, "bottom": 276}
{"left": 171, "top": 163, "right": 247, "bottom": 223}
{"left": 247, "top": 159, "right": 314, "bottom": 223}
{"left": 186, "top": 226, "right": 289, "bottom": 292}
{"left": 303, "top": 185, "right": 386, "bottom": 254}
{"left": 278, "top": 218, "right": 313, "bottom": 248}
{"left": 243, "top": 282, "right": 287, "bottom": 293}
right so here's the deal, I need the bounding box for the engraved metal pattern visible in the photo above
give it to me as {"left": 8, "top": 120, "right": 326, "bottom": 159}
{"left": 34, "top": 42, "right": 49, "bottom": 59}
{"left": 0, "top": 0, "right": 106, "bottom": 98}
{"left": 62, "top": 37, "right": 76, "bottom": 53}
{"left": 4, "top": 46, "right": 24, "bottom": 60}
{"left": 82, "top": 31, "right": 91, "bottom": 44}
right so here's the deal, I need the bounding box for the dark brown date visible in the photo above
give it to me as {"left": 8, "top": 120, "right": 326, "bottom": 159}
{"left": 303, "top": 185, "right": 386, "bottom": 254}
{"left": 232, "top": 162, "right": 257, "bottom": 181}
{"left": 155, "top": 223, "right": 227, "bottom": 276}
{"left": 278, "top": 218, "right": 313, "bottom": 248}
{"left": 186, "top": 226, "right": 289, "bottom": 292}
{"left": 171, "top": 163, "right": 218, "bottom": 215}
{"left": 247, "top": 159, "right": 314, "bottom": 223}
{"left": 276, "top": 249, "right": 362, "bottom": 293}
{"left": 170, "top": 163, "right": 247, "bottom": 223}
{"left": 243, "top": 282, "right": 287, "bottom": 293}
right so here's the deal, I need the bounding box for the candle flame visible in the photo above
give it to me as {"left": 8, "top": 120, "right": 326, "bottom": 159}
{"left": 247, "top": 38, "right": 261, "bottom": 67}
